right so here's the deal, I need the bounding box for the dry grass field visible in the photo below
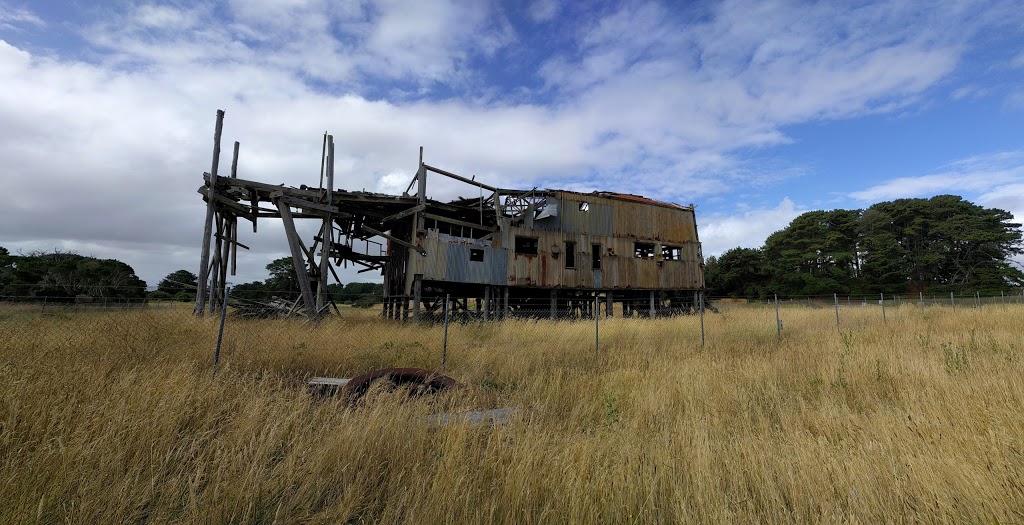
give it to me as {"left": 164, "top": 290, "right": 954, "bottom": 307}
{"left": 1, "top": 303, "right": 1023, "bottom": 523}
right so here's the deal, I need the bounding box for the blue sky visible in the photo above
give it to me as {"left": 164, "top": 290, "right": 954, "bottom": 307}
{"left": 1, "top": 0, "right": 1023, "bottom": 288}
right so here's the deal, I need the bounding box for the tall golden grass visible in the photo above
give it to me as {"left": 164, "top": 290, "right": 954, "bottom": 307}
{"left": 1, "top": 303, "right": 1023, "bottom": 523}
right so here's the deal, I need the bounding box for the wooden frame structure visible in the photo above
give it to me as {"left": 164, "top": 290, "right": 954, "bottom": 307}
{"left": 194, "top": 110, "right": 706, "bottom": 321}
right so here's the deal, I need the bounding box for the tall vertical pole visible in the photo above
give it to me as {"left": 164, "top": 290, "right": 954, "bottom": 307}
{"left": 317, "top": 136, "right": 334, "bottom": 313}
{"left": 649, "top": 290, "right": 656, "bottom": 318}
{"left": 195, "top": 109, "right": 224, "bottom": 317}
{"left": 213, "top": 285, "right": 230, "bottom": 378}
{"left": 442, "top": 293, "right": 450, "bottom": 369}
{"left": 919, "top": 291, "right": 924, "bottom": 308}
{"left": 975, "top": 291, "right": 980, "bottom": 309}
{"left": 774, "top": 294, "right": 781, "bottom": 340}
{"left": 594, "top": 296, "right": 599, "bottom": 357}
{"left": 834, "top": 292, "right": 840, "bottom": 329}
{"left": 881, "top": 292, "right": 886, "bottom": 323}
{"left": 699, "top": 290, "right": 705, "bottom": 348}
{"left": 550, "top": 289, "right": 557, "bottom": 320}
{"left": 950, "top": 291, "right": 955, "bottom": 311}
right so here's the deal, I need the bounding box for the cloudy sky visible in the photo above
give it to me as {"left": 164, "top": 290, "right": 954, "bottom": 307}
{"left": 2, "top": 0, "right": 1024, "bottom": 289}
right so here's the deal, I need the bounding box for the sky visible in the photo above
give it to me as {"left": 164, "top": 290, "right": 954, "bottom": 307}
{"left": 2, "top": 0, "right": 1024, "bottom": 289}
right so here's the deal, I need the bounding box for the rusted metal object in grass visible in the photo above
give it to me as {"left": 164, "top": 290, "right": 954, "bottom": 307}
{"left": 309, "top": 368, "right": 458, "bottom": 402}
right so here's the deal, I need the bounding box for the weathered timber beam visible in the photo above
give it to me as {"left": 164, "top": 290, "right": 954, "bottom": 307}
{"left": 423, "top": 164, "right": 497, "bottom": 192}
{"left": 361, "top": 224, "right": 426, "bottom": 255}
{"left": 207, "top": 172, "right": 325, "bottom": 200}
{"left": 214, "top": 233, "right": 250, "bottom": 250}
{"left": 197, "top": 187, "right": 255, "bottom": 221}
{"left": 270, "top": 192, "right": 344, "bottom": 215}
{"left": 275, "top": 198, "right": 320, "bottom": 321}
{"left": 381, "top": 203, "right": 426, "bottom": 223}
{"left": 421, "top": 212, "right": 497, "bottom": 232}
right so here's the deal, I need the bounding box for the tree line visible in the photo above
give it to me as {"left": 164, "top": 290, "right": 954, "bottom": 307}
{"left": 705, "top": 195, "right": 1024, "bottom": 298}
{"left": 0, "top": 247, "right": 147, "bottom": 299}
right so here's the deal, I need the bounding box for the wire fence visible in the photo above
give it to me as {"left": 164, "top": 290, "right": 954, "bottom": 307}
{"left": 2, "top": 288, "right": 1022, "bottom": 380}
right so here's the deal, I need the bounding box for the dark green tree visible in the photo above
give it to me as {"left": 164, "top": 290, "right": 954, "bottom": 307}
{"left": 264, "top": 257, "right": 299, "bottom": 298}
{"left": 156, "top": 270, "right": 198, "bottom": 297}
{"left": 763, "top": 210, "right": 862, "bottom": 296}
{"left": 704, "top": 247, "right": 771, "bottom": 298}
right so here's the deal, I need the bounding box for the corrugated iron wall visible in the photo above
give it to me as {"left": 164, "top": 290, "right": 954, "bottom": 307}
{"left": 422, "top": 191, "right": 704, "bottom": 290}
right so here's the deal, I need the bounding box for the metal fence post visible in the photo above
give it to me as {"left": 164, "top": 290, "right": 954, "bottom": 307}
{"left": 774, "top": 294, "right": 781, "bottom": 340}
{"left": 594, "top": 296, "right": 599, "bottom": 357}
{"left": 834, "top": 292, "right": 840, "bottom": 329}
{"left": 213, "top": 285, "right": 231, "bottom": 378}
{"left": 442, "top": 293, "right": 450, "bottom": 369}
{"left": 881, "top": 292, "right": 886, "bottom": 323}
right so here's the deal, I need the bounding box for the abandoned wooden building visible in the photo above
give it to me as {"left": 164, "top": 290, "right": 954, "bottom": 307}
{"left": 193, "top": 111, "right": 706, "bottom": 320}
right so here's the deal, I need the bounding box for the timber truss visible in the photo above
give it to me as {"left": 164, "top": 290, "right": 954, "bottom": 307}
{"left": 193, "top": 110, "right": 518, "bottom": 320}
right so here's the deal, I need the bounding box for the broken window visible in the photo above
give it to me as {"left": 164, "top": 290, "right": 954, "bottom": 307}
{"left": 634, "top": 242, "right": 656, "bottom": 259}
{"left": 470, "top": 248, "right": 484, "bottom": 262}
{"left": 578, "top": 202, "right": 589, "bottom": 212}
{"left": 515, "top": 236, "right": 539, "bottom": 255}
{"left": 662, "top": 245, "right": 682, "bottom": 261}
{"left": 565, "top": 241, "right": 576, "bottom": 269}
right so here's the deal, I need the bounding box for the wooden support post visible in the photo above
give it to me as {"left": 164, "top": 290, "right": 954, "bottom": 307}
{"left": 649, "top": 290, "right": 656, "bottom": 318}
{"left": 606, "top": 291, "right": 613, "bottom": 317}
{"left": 209, "top": 213, "right": 223, "bottom": 315}
{"left": 412, "top": 275, "right": 422, "bottom": 321}
{"left": 317, "top": 136, "right": 335, "bottom": 312}
{"left": 550, "top": 289, "right": 557, "bottom": 320}
{"left": 275, "top": 198, "right": 319, "bottom": 321}
{"left": 195, "top": 109, "right": 224, "bottom": 317}
{"left": 484, "top": 286, "right": 491, "bottom": 320}
{"left": 503, "top": 287, "right": 509, "bottom": 320}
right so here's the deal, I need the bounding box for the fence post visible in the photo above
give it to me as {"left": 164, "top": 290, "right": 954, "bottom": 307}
{"left": 594, "top": 296, "right": 599, "bottom": 357}
{"left": 950, "top": 292, "right": 955, "bottom": 311}
{"left": 213, "top": 285, "right": 231, "bottom": 378}
{"left": 41, "top": 296, "right": 47, "bottom": 313}
{"left": 881, "top": 292, "right": 886, "bottom": 323}
{"left": 774, "top": 294, "right": 781, "bottom": 340}
{"left": 699, "top": 291, "right": 705, "bottom": 348}
{"left": 834, "top": 292, "right": 840, "bottom": 329}
{"left": 919, "top": 291, "right": 923, "bottom": 308}
{"left": 442, "top": 293, "right": 450, "bottom": 369}
{"left": 975, "top": 291, "right": 980, "bottom": 309}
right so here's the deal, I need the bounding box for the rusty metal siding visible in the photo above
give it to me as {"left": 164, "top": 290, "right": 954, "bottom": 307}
{"left": 425, "top": 195, "right": 703, "bottom": 291}
{"left": 610, "top": 200, "right": 697, "bottom": 243}
{"left": 557, "top": 193, "right": 613, "bottom": 236}
{"left": 445, "top": 243, "right": 507, "bottom": 285}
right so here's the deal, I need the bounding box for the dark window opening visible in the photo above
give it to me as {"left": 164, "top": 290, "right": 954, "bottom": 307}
{"left": 634, "top": 242, "right": 656, "bottom": 259}
{"left": 565, "top": 242, "right": 576, "bottom": 268}
{"left": 579, "top": 202, "right": 589, "bottom": 212}
{"left": 592, "top": 244, "right": 602, "bottom": 270}
{"left": 515, "top": 236, "right": 539, "bottom": 255}
{"left": 662, "top": 245, "right": 682, "bottom": 261}
{"left": 470, "top": 249, "right": 484, "bottom": 262}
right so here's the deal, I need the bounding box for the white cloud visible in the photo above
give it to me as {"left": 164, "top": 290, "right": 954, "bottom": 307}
{"left": 849, "top": 151, "right": 1024, "bottom": 202}
{"left": 1012, "top": 51, "right": 1024, "bottom": 69}
{"left": 0, "top": 3, "right": 44, "bottom": 30}
{"left": 699, "top": 198, "right": 804, "bottom": 257}
{"left": 528, "top": 0, "right": 560, "bottom": 23}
